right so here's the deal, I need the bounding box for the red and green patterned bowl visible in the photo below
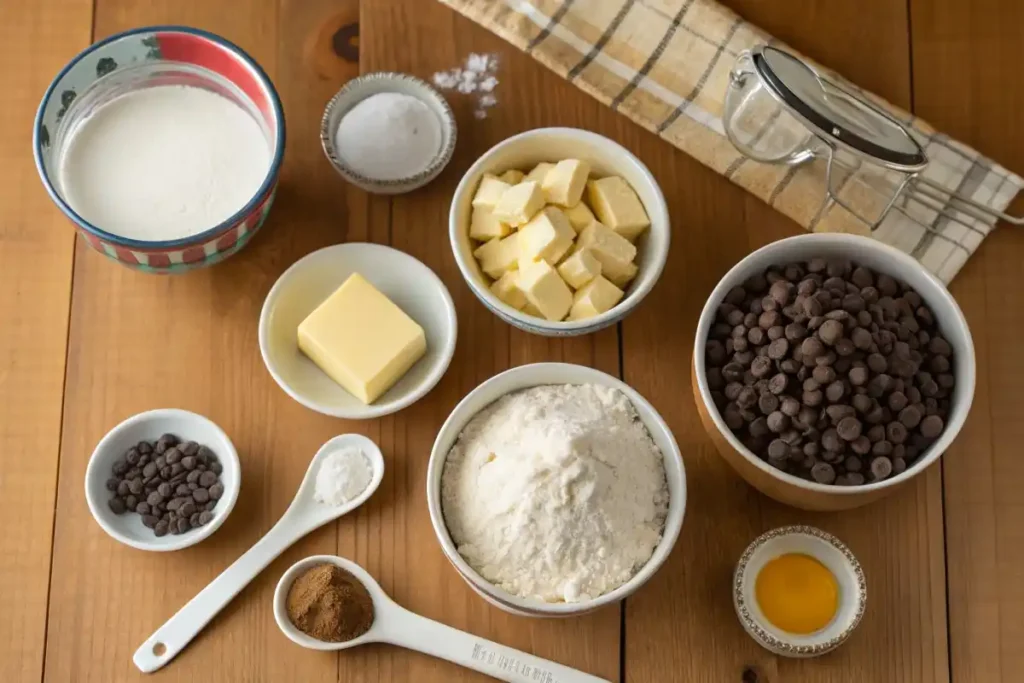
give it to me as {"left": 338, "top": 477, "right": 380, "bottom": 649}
{"left": 33, "top": 26, "right": 285, "bottom": 273}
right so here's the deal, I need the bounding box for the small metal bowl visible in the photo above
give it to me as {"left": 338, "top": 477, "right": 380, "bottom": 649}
{"left": 320, "top": 72, "right": 456, "bottom": 194}
{"left": 733, "top": 525, "right": 866, "bottom": 657}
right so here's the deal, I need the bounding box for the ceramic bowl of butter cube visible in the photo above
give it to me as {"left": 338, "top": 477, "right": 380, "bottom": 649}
{"left": 449, "top": 128, "right": 670, "bottom": 336}
{"left": 258, "top": 243, "right": 457, "bottom": 419}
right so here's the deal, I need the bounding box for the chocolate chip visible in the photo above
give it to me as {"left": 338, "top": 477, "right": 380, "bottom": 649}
{"left": 198, "top": 510, "right": 214, "bottom": 525}
{"left": 767, "top": 411, "right": 790, "bottom": 433}
{"left": 108, "top": 498, "right": 126, "bottom": 514}
{"left": 920, "top": 414, "right": 944, "bottom": 439}
{"left": 767, "top": 439, "right": 789, "bottom": 462}
{"left": 780, "top": 397, "right": 801, "bottom": 416}
{"left": 870, "top": 456, "right": 893, "bottom": 480}
{"left": 811, "top": 462, "right": 836, "bottom": 484}
{"left": 837, "top": 416, "right": 862, "bottom": 441}
{"left": 825, "top": 381, "right": 845, "bottom": 402}
{"left": 886, "top": 421, "right": 908, "bottom": 444}
{"left": 758, "top": 393, "right": 779, "bottom": 415}
{"left": 899, "top": 405, "right": 922, "bottom": 429}
{"left": 803, "top": 389, "right": 824, "bottom": 407}
{"left": 767, "top": 338, "right": 789, "bottom": 360}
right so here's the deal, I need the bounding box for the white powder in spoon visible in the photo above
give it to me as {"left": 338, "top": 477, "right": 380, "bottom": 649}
{"left": 315, "top": 447, "right": 374, "bottom": 506}
{"left": 334, "top": 92, "right": 442, "bottom": 180}
{"left": 58, "top": 85, "right": 270, "bottom": 241}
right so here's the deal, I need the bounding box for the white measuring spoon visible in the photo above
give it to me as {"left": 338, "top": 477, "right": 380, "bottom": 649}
{"left": 273, "top": 555, "right": 612, "bottom": 683}
{"left": 133, "top": 434, "right": 385, "bottom": 673}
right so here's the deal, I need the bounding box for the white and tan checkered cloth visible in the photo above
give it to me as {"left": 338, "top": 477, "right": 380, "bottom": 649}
{"left": 439, "top": 0, "right": 1023, "bottom": 283}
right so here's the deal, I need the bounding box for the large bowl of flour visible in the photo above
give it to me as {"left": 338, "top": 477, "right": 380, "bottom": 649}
{"left": 427, "top": 363, "right": 686, "bottom": 617}
{"left": 34, "top": 26, "right": 285, "bottom": 272}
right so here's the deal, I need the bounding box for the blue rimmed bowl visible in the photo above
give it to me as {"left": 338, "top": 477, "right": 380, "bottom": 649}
{"left": 33, "top": 26, "right": 285, "bottom": 273}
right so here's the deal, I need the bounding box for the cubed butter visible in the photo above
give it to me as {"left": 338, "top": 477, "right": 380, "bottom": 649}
{"left": 557, "top": 248, "right": 602, "bottom": 289}
{"left": 518, "top": 259, "right": 573, "bottom": 322}
{"left": 563, "top": 201, "right": 595, "bottom": 233}
{"left": 587, "top": 176, "right": 651, "bottom": 241}
{"left": 542, "top": 159, "right": 591, "bottom": 207}
{"left": 524, "top": 162, "right": 554, "bottom": 185}
{"left": 523, "top": 301, "right": 544, "bottom": 317}
{"left": 493, "top": 181, "right": 545, "bottom": 227}
{"left": 473, "top": 233, "right": 520, "bottom": 279}
{"left": 518, "top": 206, "right": 575, "bottom": 265}
{"left": 469, "top": 207, "right": 511, "bottom": 240}
{"left": 490, "top": 271, "right": 527, "bottom": 310}
{"left": 499, "top": 169, "right": 525, "bottom": 184}
{"left": 472, "top": 174, "right": 512, "bottom": 210}
{"left": 297, "top": 273, "right": 426, "bottom": 405}
{"left": 569, "top": 275, "right": 624, "bottom": 320}
{"left": 602, "top": 259, "right": 638, "bottom": 289}
{"left": 577, "top": 220, "right": 637, "bottom": 273}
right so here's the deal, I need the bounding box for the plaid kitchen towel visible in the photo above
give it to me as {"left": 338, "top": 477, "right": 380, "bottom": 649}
{"left": 438, "top": 0, "right": 1023, "bottom": 283}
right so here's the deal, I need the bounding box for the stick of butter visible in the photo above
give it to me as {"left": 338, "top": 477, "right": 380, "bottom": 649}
{"left": 569, "top": 275, "right": 624, "bottom": 320}
{"left": 587, "top": 176, "right": 650, "bottom": 241}
{"left": 518, "top": 259, "right": 573, "bottom": 322}
{"left": 297, "top": 273, "right": 426, "bottom": 405}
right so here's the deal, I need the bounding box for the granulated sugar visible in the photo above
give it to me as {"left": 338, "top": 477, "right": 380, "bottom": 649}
{"left": 441, "top": 384, "right": 668, "bottom": 603}
{"left": 432, "top": 53, "right": 499, "bottom": 119}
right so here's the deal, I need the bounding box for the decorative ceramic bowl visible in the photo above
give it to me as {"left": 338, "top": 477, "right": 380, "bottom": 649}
{"left": 320, "top": 72, "right": 457, "bottom": 194}
{"left": 84, "top": 408, "right": 241, "bottom": 552}
{"left": 733, "top": 526, "right": 866, "bottom": 657}
{"left": 33, "top": 25, "right": 285, "bottom": 272}
{"left": 426, "top": 363, "right": 686, "bottom": 617}
{"left": 692, "top": 233, "right": 975, "bottom": 510}
{"left": 449, "top": 128, "right": 670, "bottom": 337}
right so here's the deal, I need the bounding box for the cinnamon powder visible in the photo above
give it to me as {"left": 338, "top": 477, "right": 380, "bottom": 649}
{"left": 286, "top": 564, "right": 374, "bottom": 642}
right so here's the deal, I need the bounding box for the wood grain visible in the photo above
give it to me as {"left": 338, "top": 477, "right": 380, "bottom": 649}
{"left": 623, "top": 1, "right": 949, "bottom": 681}
{"left": 353, "top": 1, "right": 621, "bottom": 680}
{"left": 0, "top": 0, "right": 92, "bottom": 679}
{"left": 910, "top": 1, "right": 1024, "bottom": 681}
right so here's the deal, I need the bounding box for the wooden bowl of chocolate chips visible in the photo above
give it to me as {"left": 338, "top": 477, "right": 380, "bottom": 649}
{"left": 692, "top": 234, "right": 975, "bottom": 511}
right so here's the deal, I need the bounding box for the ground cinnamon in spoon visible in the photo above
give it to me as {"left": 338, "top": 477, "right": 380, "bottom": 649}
{"left": 286, "top": 564, "right": 374, "bottom": 642}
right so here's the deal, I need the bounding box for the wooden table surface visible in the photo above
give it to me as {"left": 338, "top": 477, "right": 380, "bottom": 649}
{"left": 3, "top": 0, "right": 1023, "bottom": 681}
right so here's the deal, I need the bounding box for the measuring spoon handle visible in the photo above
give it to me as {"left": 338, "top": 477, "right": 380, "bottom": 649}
{"left": 379, "top": 605, "right": 611, "bottom": 683}
{"left": 132, "top": 516, "right": 302, "bottom": 673}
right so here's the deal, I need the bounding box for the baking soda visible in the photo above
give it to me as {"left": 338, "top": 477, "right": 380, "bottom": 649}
{"left": 314, "top": 447, "right": 373, "bottom": 506}
{"left": 58, "top": 85, "right": 270, "bottom": 241}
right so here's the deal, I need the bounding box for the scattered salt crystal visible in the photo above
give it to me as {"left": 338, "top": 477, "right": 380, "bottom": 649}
{"left": 432, "top": 52, "right": 500, "bottom": 119}
{"left": 479, "top": 94, "right": 497, "bottom": 108}
{"left": 479, "top": 76, "right": 498, "bottom": 93}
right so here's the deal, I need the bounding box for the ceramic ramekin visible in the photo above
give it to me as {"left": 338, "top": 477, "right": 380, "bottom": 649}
{"left": 449, "top": 128, "right": 670, "bottom": 336}
{"left": 692, "top": 233, "right": 975, "bottom": 510}
{"left": 320, "top": 72, "right": 456, "bottom": 194}
{"left": 34, "top": 25, "right": 285, "bottom": 272}
{"left": 426, "top": 362, "right": 686, "bottom": 617}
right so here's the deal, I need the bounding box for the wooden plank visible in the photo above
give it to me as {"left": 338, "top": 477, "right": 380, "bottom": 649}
{"left": 624, "top": 1, "right": 949, "bottom": 680}
{"left": 40, "top": 0, "right": 376, "bottom": 680}
{"left": 351, "top": 1, "right": 622, "bottom": 680}
{"left": 0, "top": 0, "right": 91, "bottom": 679}
{"left": 910, "top": 1, "right": 1024, "bottom": 681}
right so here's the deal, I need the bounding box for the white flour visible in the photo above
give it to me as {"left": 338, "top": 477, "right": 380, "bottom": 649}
{"left": 315, "top": 447, "right": 373, "bottom": 506}
{"left": 58, "top": 85, "right": 270, "bottom": 241}
{"left": 441, "top": 384, "right": 668, "bottom": 603}
{"left": 432, "top": 53, "right": 499, "bottom": 119}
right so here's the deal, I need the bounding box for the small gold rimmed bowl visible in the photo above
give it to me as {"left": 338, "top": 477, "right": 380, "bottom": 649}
{"left": 733, "top": 525, "right": 866, "bottom": 657}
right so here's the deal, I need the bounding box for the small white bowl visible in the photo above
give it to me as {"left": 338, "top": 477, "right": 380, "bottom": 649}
{"left": 320, "top": 72, "right": 456, "bottom": 194}
{"left": 693, "top": 233, "right": 976, "bottom": 510}
{"left": 449, "top": 128, "right": 670, "bottom": 336}
{"left": 259, "top": 242, "right": 457, "bottom": 419}
{"left": 733, "top": 525, "right": 866, "bottom": 657}
{"left": 84, "top": 409, "right": 241, "bottom": 552}
{"left": 426, "top": 362, "right": 686, "bottom": 616}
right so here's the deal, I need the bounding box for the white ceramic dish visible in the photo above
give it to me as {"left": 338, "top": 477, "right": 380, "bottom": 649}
{"left": 321, "top": 72, "right": 456, "bottom": 194}
{"left": 259, "top": 242, "right": 457, "bottom": 420}
{"left": 449, "top": 128, "right": 670, "bottom": 337}
{"left": 733, "top": 525, "right": 866, "bottom": 657}
{"left": 693, "top": 233, "right": 976, "bottom": 510}
{"left": 426, "top": 362, "right": 686, "bottom": 617}
{"left": 84, "top": 408, "right": 241, "bottom": 552}
{"left": 273, "top": 555, "right": 611, "bottom": 682}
